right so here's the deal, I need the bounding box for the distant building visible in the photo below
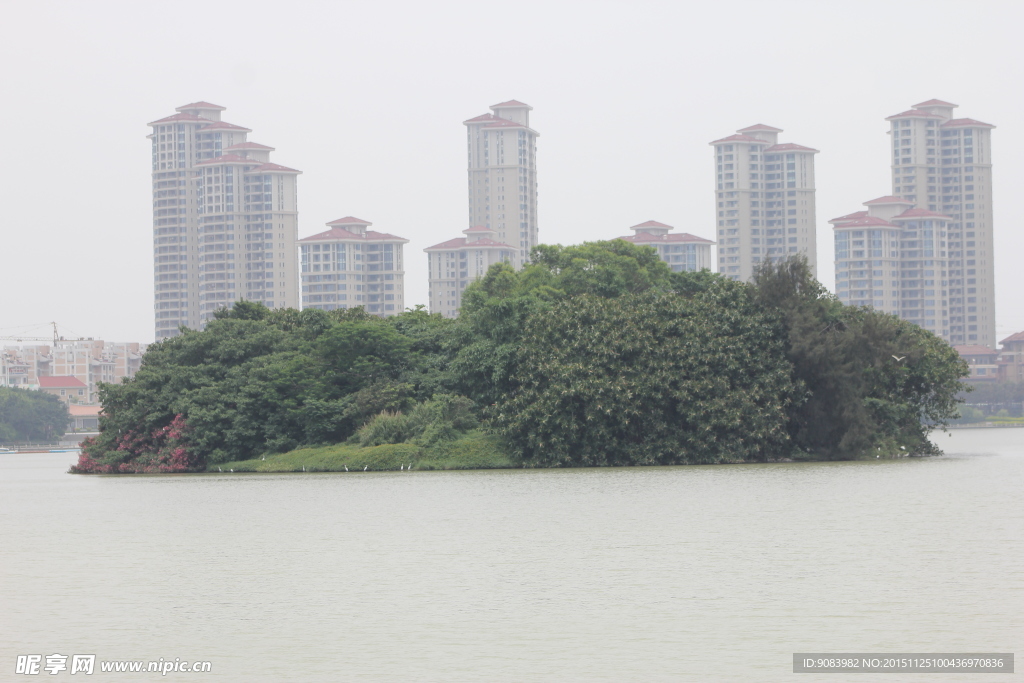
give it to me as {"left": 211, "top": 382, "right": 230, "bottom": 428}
{"left": 1, "top": 341, "right": 145, "bottom": 403}
{"left": 710, "top": 124, "right": 818, "bottom": 281}
{"left": 955, "top": 345, "right": 1000, "bottom": 382}
{"left": 69, "top": 405, "right": 102, "bottom": 432}
{"left": 831, "top": 196, "right": 957, "bottom": 339}
{"left": 425, "top": 227, "right": 519, "bottom": 318}
{"left": 883, "top": 100, "right": 996, "bottom": 347}
{"left": 299, "top": 217, "right": 408, "bottom": 316}
{"left": 148, "top": 102, "right": 301, "bottom": 339}
{"left": 997, "top": 331, "right": 1024, "bottom": 382}
{"left": 616, "top": 221, "right": 714, "bottom": 272}
{"left": 464, "top": 100, "right": 539, "bottom": 262}
{"left": 38, "top": 376, "right": 88, "bottom": 405}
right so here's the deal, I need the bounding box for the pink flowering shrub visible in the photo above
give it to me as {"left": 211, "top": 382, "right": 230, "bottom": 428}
{"left": 70, "top": 414, "right": 201, "bottom": 474}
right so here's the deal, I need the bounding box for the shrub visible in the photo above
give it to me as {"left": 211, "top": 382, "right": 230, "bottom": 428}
{"left": 357, "top": 411, "right": 414, "bottom": 447}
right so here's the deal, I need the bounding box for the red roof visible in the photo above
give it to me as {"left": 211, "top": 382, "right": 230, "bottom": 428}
{"left": 630, "top": 220, "right": 673, "bottom": 230}
{"left": 620, "top": 233, "right": 714, "bottom": 244}
{"left": 326, "top": 216, "right": 372, "bottom": 226}
{"left": 893, "top": 208, "right": 951, "bottom": 220}
{"left": 39, "top": 376, "right": 87, "bottom": 389}
{"left": 913, "top": 99, "right": 957, "bottom": 108}
{"left": 483, "top": 119, "right": 525, "bottom": 129}
{"left": 463, "top": 113, "right": 497, "bottom": 124}
{"left": 886, "top": 109, "right": 942, "bottom": 120}
{"left": 830, "top": 210, "right": 869, "bottom": 222}
{"left": 425, "top": 236, "right": 515, "bottom": 250}
{"left": 766, "top": 143, "right": 818, "bottom": 153}
{"left": 1000, "top": 331, "right": 1024, "bottom": 344}
{"left": 300, "top": 227, "right": 407, "bottom": 243}
{"left": 737, "top": 123, "right": 782, "bottom": 133}
{"left": 955, "top": 344, "right": 998, "bottom": 356}
{"left": 198, "top": 121, "right": 251, "bottom": 132}
{"left": 148, "top": 112, "right": 205, "bottom": 125}
{"left": 195, "top": 154, "right": 256, "bottom": 166}
{"left": 176, "top": 101, "right": 226, "bottom": 111}
{"left": 491, "top": 99, "right": 531, "bottom": 109}
{"left": 709, "top": 134, "right": 764, "bottom": 144}
{"left": 941, "top": 118, "right": 995, "bottom": 129}
{"left": 832, "top": 216, "right": 897, "bottom": 228}
{"left": 248, "top": 162, "right": 300, "bottom": 174}
{"left": 224, "top": 142, "right": 275, "bottom": 150}
{"left": 864, "top": 195, "right": 914, "bottom": 205}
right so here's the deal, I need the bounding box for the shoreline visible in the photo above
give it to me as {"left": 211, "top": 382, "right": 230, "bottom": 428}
{"left": 946, "top": 422, "right": 1024, "bottom": 429}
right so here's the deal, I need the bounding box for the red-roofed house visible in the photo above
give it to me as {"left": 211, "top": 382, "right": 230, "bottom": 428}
{"left": 955, "top": 345, "right": 999, "bottom": 382}
{"left": 464, "top": 100, "right": 538, "bottom": 262}
{"left": 38, "top": 376, "right": 87, "bottom": 404}
{"left": 425, "top": 226, "right": 520, "bottom": 318}
{"left": 299, "top": 217, "right": 408, "bottom": 317}
{"left": 615, "top": 221, "right": 714, "bottom": 272}
{"left": 708, "top": 122, "right": 818, "bottom": 281}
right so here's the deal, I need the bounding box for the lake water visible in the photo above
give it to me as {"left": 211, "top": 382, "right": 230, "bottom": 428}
{"left": 1, "top": 429, "right": 1021, "bottom": 682}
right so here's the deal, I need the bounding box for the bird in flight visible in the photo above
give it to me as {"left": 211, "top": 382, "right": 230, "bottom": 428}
{"left": 892, "top": 355, "right": 906, "bottom": 362}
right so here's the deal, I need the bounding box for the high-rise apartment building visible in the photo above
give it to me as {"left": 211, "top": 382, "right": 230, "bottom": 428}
{"left": 464, "top": 100, "right": 539, "bottom": 262}
{"left": 832, "top": 197, "right": 955, "bottom": 340}
{"left": 299, "top": 217, "right": 408, "bottom": 316}
{"left": 710, "top": 125, "right": 818, "bottom": 281}
{"left": 616, "top": 221, "right": 714, "bottom": 272}
{"left": 883, "top": 100, "right": 995, "bottom": 346}
{"left": 148, "top": 102, "right": 301, "bottom": 340}
{"left": 425, "top": 227, "right": 520, "bottom": 318}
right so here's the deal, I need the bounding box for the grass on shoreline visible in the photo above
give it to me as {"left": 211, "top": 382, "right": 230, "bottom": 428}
{"left": 215, "top": 431, "right": 514, "bottom": 473}
{"left": 214, "top": 429, "right": 960, "bottom": 474}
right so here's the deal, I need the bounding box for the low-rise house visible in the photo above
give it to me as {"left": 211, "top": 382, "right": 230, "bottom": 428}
{"left": 38, "top": 376, "right": 89, "bottom": 404}
{"left": 69, "top": 404, "right": 102, "bottom": 431}
{"left": 954, "top": 345, "right": 1000, "bottom": 382}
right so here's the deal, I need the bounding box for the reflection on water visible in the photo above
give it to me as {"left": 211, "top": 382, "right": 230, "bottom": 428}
{"left": 1, "top": 430, "right": 1021, "bottom": 682}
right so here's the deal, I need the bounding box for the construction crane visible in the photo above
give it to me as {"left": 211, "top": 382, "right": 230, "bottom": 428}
{"left": 0, "top": 322, "right": 71, "bottom": 344}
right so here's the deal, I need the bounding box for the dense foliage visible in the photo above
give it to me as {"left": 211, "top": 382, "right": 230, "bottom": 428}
{"left": 73, "top": 241, "right": 969, "bottom": 473}
{"left": 72, "top": 305, "right": 455, "bottom": 472}
{"left": 751, "top": 259, "right": 968, "bottom": 458}
{"left": 495, "top": 290, "right": 794, "bottom": 465}
{"left": 0, "top": 387, "right": 68, "bottom": 443}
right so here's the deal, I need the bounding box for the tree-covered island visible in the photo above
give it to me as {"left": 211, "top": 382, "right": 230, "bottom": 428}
{"left": 71, "top": 243, "right": 968, "bottom": 473}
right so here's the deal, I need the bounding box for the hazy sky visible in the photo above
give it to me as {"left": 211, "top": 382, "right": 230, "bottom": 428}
{"left": 2, "top": 0, "right": 1022, "bottom": 344}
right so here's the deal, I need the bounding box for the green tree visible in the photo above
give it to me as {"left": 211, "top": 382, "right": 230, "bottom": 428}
{"left": 448, "top": 240, "right": 676, "bottom": 405}
{"left": 76, "top": 302, "right": 450, "bottom": 472}
{"left": 0, "top": 387, "right": 68, "bottom": 442}
{"left": 495, "top": 288, "right": 795, "bottom": 466}
{"left": 751, "top": 257, "right": 968, "bottom": 458}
